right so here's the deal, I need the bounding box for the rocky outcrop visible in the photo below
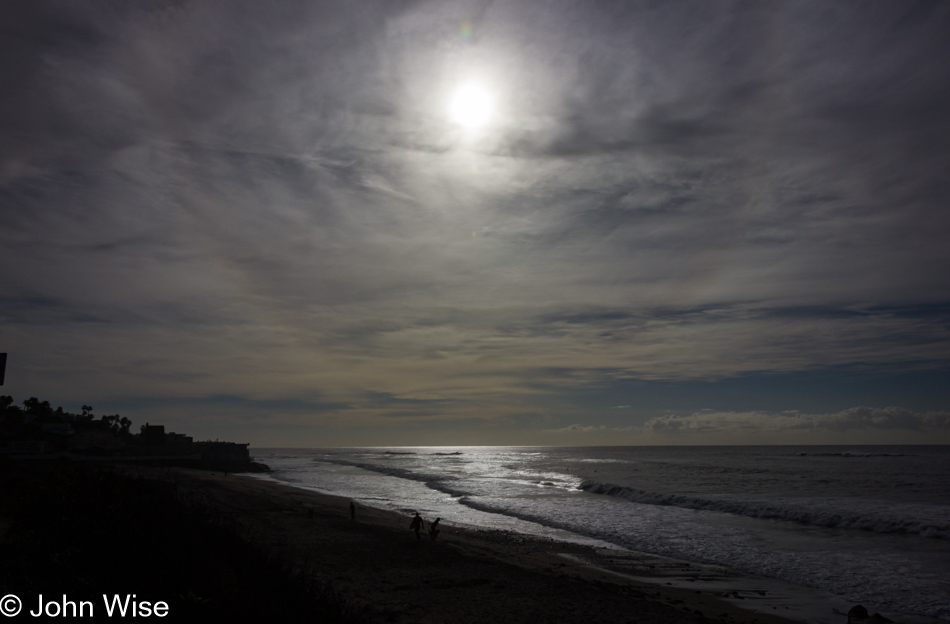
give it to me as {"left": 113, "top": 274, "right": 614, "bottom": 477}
{"left": 848, "top": 605, "right": 896, "bottom": 624}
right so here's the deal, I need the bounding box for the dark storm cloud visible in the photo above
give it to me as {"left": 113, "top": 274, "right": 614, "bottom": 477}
{"left": 1, "top": 0, "right": 949, "bottom": 443}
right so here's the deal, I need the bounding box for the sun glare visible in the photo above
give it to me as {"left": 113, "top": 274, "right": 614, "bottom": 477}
{"left": 449, "top": 83, "right": 493, "bottom": 129}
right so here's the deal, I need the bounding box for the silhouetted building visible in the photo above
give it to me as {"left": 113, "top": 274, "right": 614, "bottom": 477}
{"left": 41, "top": 423, "right": 74, "bottom": 436}
{"left": 6, "top": 440, "right": 48, "bottom": 454}
{"left": 68, "top": 429, "right": 125, "bottom": 453}
{"left": 140, "top": 424, "right": 166, "bottom": 446}
{"left": 165, "top": 432, "right": 194, "bottom": 455}
{"left": 196, "top": 441, "right": 250, "bottom": 463}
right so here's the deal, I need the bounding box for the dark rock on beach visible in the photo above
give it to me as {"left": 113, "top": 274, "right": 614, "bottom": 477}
{"left": 848, "top": 605, "right": 896, "bottom": 624}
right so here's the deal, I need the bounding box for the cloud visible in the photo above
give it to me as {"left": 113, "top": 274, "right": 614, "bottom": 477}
{"left": 643, "top": 407, "right": 950, "bottom": 434}
{"left": 1, "top": 1, "right": 949, "bottom": 442}
{"left": 546, "top": 424, "right": 606, "bottom": 434}
{"left": 541, "top": 406, "right": 950, "bottom": 443}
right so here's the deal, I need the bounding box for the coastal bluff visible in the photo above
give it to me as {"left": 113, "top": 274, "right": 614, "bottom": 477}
{"left": 0, "top": 394, "right": 268, "bottom": 473}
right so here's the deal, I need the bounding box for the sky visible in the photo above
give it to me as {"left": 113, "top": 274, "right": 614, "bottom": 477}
{"left": 2, "top": 0, "right": 949, "bottom": 447}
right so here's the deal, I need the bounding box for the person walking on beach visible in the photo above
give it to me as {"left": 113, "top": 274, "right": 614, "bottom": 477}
{"left": 428, "top": 517, "right": 441, "bottom": 541}
{"left": 349, "top": 501, "right": 356, "bottom": 521}
{"left": 409, "top": 512, "right": 425, "bottom": 541}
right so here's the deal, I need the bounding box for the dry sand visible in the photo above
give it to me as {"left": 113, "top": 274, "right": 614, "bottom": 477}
{"left": 127, "top": 467, "right": 818, "bottom": 624}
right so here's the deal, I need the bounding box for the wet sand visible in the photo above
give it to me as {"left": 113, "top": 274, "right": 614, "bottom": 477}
{"left": 136, "top": 467, "right": 813, "bottom": 624}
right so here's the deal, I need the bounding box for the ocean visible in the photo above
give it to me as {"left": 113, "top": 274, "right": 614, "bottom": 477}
{"left": 251, "top": 446, "right": 950, "bottom": 623}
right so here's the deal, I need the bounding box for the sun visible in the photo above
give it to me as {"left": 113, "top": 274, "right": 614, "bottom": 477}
{"left": 449, "top": 83, "right": 493, "bottom": 129}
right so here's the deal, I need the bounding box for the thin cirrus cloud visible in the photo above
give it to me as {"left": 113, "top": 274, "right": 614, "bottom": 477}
{"left": 1, "top": 1, "right": 949, "bottom": 444}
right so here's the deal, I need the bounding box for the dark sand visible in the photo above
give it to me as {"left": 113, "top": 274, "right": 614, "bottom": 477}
{"left": 137, "top": 467, "right": 809, "bottom": 624}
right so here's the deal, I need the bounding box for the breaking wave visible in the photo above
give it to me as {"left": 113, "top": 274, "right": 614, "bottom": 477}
{"left": 579, "top": 480, "right": 949, "bottom": 539}
{"left": 313, "top": 458, "right": 469, "bottom": 497}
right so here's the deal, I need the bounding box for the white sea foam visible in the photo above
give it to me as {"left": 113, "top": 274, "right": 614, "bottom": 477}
{"left": 578, "top": 479, "right": 950, "bottom": 538}
{"left": 256, "top": 446, "right": 950, "bottom": 622}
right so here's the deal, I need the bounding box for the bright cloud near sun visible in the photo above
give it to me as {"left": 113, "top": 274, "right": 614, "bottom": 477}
{"left": 3, "top": 2, "right": 950, "bottom": 447}
{"left": 448, "top": 82, "right": 494, "bottom": 129}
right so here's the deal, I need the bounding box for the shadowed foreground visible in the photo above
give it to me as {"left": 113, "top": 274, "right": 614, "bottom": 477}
{"left": 1, "top": 460, "right": 804, "bottom": 623}
{"left": 0, "top": 460, "right": 359, "bottom": 622}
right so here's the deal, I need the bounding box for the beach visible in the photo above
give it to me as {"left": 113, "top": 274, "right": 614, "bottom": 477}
{"left": 2, "top": 458, "right": 922, "bottom": 623}
{"left": 252, "top": 446, "right": 948, "bottom": 624}
{"left": 149, "top": 466, "right": 806, "bottom": 624}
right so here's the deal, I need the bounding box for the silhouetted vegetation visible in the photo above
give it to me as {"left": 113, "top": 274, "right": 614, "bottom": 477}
{"left": 1, "top": 395, "right": 130, "bottom": 453}
{"left": 0, "top": 460, "right": 363, "bottom": 622}
{"left": 1, "top": 395, "right": 126, "bottom": 429}
{"left": 0, "top": 395, "right": 266, "bottom": 471}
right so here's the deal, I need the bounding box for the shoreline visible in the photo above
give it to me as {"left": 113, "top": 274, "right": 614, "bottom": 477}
{"left": 5, "top": 459, "right": 923, "bottom": 623}
{"left": 233, "top": 468, "right": 940, "bottom": 624}
{"left": 140, "top": 466, "right": 816, "bottom": 624}
{"left": 239, "top": 449, "right": 949, "bottom": 624}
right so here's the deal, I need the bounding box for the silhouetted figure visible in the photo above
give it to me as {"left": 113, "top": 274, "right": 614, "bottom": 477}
{"left": 308, "top": 508, "right": 314, "bottom": 523}
{"left": 428, "top": 517, "right": 441, "bottom": 541}
{"left": 409, "top": 512, "right": 425, "bottom": 541}
{"left": 349, "top": 501, "right": 356, "bottom": 521}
